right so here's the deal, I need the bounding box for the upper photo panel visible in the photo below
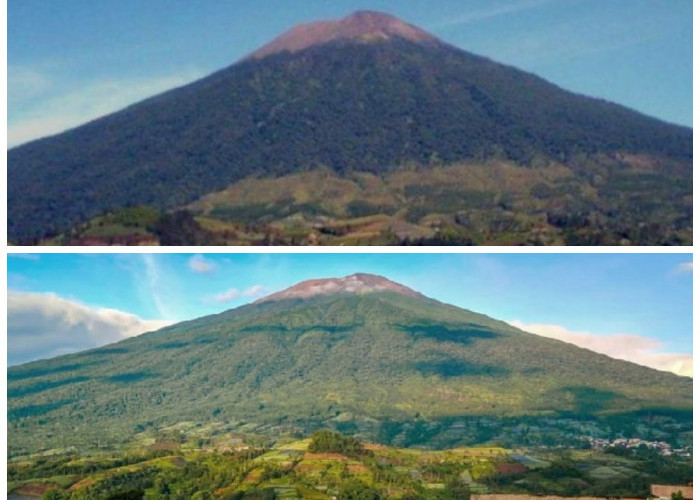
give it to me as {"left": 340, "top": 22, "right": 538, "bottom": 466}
{"left": 8, "top": 0, "right": 692, "bottom": 246}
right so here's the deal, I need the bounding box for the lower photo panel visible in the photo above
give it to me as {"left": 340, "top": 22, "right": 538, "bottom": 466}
{"left": 6, "top": 252, "right": 693, "bottom": 498}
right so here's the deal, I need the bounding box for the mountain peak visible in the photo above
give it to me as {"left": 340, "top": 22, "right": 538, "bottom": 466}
{"left": 256, "top": 273, "right": 423, "bottom": 302}
{"left": 249, "top": 11, "right": 443, "bottom": 60}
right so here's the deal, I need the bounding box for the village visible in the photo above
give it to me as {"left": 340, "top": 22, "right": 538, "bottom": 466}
{"left": 586, "top": 437, "right": 692, "bottom": 458}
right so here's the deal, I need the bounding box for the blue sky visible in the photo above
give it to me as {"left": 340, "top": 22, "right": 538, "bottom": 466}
{"left": 8, "top": 0, "right": 692, "bottom": 147}
{"left": 7, "top": 253, "right": 693, "bottom": 375}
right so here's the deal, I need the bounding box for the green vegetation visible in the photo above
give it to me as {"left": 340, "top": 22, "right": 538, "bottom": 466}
{"left": 7, "top": 431, "right": 691, "bottom": 500}
{"left": 8, "top": 291, "right": 692, "bottom": 457}
{"left": 308, "top": 430, "right": 366, "bottom": 457}
{"left": 338, "top": 479, "right": 381, "bottom": 500}
{"left": 42, "top": 159, "right": 691, "bottom": 246}
{"left": 8, "top": 36, "right": 691, "bottom": 244}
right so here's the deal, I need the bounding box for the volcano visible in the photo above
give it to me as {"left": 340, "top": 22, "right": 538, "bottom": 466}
{"left": 8, "top": 274, "right": 691, "bottom": 455}
{"left": 7, "top": 11, "right": 692, "bottom": 244}
{"left": 248, "top": 10, "right": 445, "bottom": 59}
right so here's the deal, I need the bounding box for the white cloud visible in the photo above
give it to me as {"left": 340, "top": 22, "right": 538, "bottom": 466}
{"left": 8, "top": 66, "right": 52, "bottom": 105}
{"left": 141, "top": 254, "right": 168, "bottom": 318}
{"left": 674, "top": 262, "right": 692, "bottom": 274}
{"left": 434, "top": 0, "right": 555, "bottom": 28}
{"left": 210, "top": 288, "right": 241, "bottom": 303}
{"left": 243, "top": 285, "right": 269, "bottom": 297}
{"left": 189, "top": 254, "right": 218, "bottom": 274}
{"left": 509, "top": 320, "right": 692, "bottom": 378}
{"left": 8, "top": 253, "right": 40, "bottom": 261}
{"left": 8, "top": 291, "right": 174, "bottom": 366}
{"left": 204, "top": 284, "right": 268, "bottom": 303}
{"left": 8, "top": 69, "right": 203, "bottom": 147}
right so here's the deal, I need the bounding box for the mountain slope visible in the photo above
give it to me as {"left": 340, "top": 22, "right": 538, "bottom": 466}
{"left": 7, "top": 11, "right": 691, "bottom": 243}
{"left": 8, "top": 274, "right": 691, "bottom": 455}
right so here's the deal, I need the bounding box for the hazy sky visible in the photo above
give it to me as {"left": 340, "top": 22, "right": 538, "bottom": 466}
{"left": 7, "top": 253, "right": 693, "bottom": 377}
{"left": 8, "top": 0, "right": 692, "bottom": 147}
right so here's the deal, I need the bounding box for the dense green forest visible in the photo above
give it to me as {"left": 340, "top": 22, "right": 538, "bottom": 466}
{"left": 8, "top": 290, "right": 692, "bottom": 456}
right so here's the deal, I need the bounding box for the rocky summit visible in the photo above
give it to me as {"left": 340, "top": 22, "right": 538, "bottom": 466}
{"left": 249, "top": 10, "right": 443, "bottom": 59}
{"left": 257, "top": 273, "right": 423, "bottom": 302}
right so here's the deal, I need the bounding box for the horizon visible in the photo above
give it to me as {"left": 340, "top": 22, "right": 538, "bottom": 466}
{"left": 7, "top": 253, "right": 692, "bottom": 377}
{"left": 8, "top": 0, "right": 692, "bottom": 147}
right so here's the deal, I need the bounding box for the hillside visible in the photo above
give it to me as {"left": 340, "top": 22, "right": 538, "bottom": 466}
{"left": 8, "top": 433, "right": 693, "bottom": 499}
{"left": 42, "top": 159, "right": 693, "bottom": 246}
{"left": 7, "top": 11, "right": 692, "bottom": 244}
{"left": 8, "top": 274, "right": 692, "bottom": 456}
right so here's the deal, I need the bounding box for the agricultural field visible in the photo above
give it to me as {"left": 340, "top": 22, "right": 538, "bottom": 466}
{"left": 8, "top": 430, "right": 692, "bottom": 500}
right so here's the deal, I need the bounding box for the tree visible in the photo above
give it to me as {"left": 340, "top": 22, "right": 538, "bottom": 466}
{"left": 672, "top": 492, "right": 685, "bottom": 500}
{"left": 443, "top": 477, "right": 471, "bottom": 500}
{"left": 338, "top": 479, "right": 382, "bottom": 500}
{"left": 308, "top": 430, "right": 365, "bottom": 457}
{"left": 42, "top": 490, "right": 68, "bottom": 500}
{"left": 152, "top": 210, "right": 212, "bottom": 245}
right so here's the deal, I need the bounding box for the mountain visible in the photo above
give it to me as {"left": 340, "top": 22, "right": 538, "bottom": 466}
{"left": 248, "top": 10, "right": 445, "bottom": 59}
{"left": 8, "top": 274, "right": 692, "bottom": 456}
{"left": 7, "top": 11, "right": 692, "bottom": 244}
